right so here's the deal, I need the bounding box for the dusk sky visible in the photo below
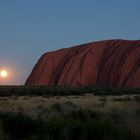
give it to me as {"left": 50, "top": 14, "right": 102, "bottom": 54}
{"left": 0, "top": 0, "right": 140, "bottom": 85}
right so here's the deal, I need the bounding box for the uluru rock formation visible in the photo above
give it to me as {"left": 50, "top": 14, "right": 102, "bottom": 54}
{"left": 25, "top": 39, "right": 140, "bottom": 87}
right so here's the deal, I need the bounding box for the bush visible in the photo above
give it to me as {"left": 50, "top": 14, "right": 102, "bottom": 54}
{"left": 134, "top": 96, "right": 140, "bottom": 102}
{"left": 0, "top": 86, "right": 140, "bottom": 96}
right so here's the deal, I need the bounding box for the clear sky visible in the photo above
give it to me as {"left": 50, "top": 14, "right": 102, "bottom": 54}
{"left": 0, "top": 0, "right": 140, "bottom": 85}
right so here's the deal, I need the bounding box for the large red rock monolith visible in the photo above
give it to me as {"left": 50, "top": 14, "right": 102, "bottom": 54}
{"left": 25, "top": 39, "right": 140, "bottom": 87}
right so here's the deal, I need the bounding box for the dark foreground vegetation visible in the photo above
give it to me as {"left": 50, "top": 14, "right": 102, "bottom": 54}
{"left": 0, "top": 86, "right": 140, "bottom": 140}
{"left": 0, "top": 86, "right": 140, "bottom": 96}
{"left": 0, "top": 109, "right": 140, "bottom": 140}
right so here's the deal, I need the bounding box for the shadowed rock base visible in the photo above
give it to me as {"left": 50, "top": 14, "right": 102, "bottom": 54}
{"left": 25, "top": 39, "right": 140, "bottom": 87}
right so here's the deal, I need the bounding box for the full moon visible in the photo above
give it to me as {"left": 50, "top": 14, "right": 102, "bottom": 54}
{"left": 0, "top": 70, "right": 8, "bottom": 78}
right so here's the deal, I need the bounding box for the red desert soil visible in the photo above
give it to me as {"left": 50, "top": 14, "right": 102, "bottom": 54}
{"left": 25, "top": 39, "right": 140, "bottom": 87}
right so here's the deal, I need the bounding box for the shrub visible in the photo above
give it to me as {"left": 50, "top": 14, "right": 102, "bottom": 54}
{"left": 134, "top": 96, "right": 140, "bottom": 102}
{"left": 0, "top": 86, "right": 140, "bottom": 96}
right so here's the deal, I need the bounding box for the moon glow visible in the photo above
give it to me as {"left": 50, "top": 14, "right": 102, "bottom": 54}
{"left": 0, "top": 70, "right": 8, "bottom": 78}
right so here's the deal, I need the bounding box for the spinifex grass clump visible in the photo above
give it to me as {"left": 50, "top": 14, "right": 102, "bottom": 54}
{"left": 0, "top": 112, "right": 39, "bottom": 139}
{"left": 0, "top": 109, "right": 140, "bottom": 140}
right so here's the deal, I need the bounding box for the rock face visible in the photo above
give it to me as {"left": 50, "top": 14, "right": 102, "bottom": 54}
{"left": 25, "top": 39, "right": 140, "bottom": 87}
